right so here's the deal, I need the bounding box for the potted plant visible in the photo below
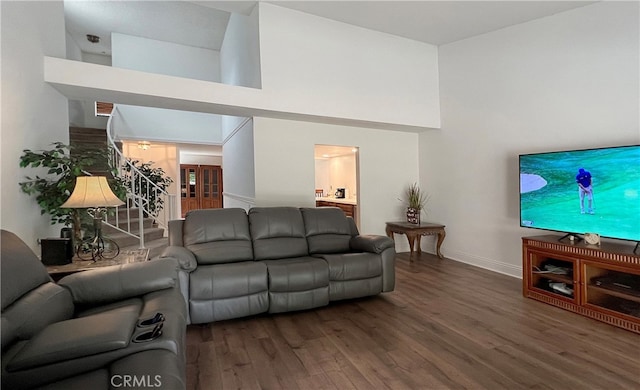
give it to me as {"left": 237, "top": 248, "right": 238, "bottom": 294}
{"left": 19, "top": 142, "right": 125, "bottom": 247}
{"left": 121, "top": 159, "right": 173, "bottom": 220}
{"left": 403, "top": 182, "right": 429, "bottom": 224}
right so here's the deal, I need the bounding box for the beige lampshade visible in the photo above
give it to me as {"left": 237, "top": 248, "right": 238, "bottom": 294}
{"left": 61, "top": 176, "right": 124, "bottom": 208}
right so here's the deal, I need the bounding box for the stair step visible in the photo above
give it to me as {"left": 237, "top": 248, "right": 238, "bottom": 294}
{"left": 104, "top": 227, "right": 165, "bottom": 249}
{"left": 120, "top": 237, "right": 169, "bottom": 260}
{"left": 113, "top": 207, "right": 148, "bottom": 220}
{"left": 104, "top": 215, "right": 155, "bottom": 231}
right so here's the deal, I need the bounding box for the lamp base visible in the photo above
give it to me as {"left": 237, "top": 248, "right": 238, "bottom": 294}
{"left": 76, "top": 218, "right": 120, "bottom": 261}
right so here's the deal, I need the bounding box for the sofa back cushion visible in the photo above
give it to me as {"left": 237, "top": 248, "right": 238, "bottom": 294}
{"left": 301, "top": 208, "right": 352, "bottom": 254}
{"left": 249, "top": 207, "right": 308, "bottom": 260}
{"left": 1, "top": 230, "right": 53, "bottom": 311}
{"left": 1, "top": 230, "right": 74, "bottom": 350}
{"left": 183, "top": 208, "right": 254, "bottom": 264}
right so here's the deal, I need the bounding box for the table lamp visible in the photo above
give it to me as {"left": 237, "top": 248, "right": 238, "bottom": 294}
{"left": 61, "top": 176, "right": 125, "bottom": 260}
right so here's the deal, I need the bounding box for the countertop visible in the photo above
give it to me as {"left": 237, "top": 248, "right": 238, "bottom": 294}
{"left": 316, "top": 196, "right": 357, "bottom": 205}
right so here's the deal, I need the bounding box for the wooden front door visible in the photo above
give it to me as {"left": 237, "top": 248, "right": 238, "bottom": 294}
{"left": 180, "top": 165, "right": 223, "bottom": 217}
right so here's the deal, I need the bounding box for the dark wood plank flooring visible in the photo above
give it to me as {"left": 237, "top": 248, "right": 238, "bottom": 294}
{"left": 186, "top": 253, "right": 640, "bottom": 389}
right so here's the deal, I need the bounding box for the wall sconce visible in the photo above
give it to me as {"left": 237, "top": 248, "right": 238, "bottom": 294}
{"left": 138, "top": 141, "right": 151, "bottom": 150}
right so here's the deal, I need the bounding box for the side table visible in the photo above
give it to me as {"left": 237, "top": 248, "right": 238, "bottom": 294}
{"left": 385, "top": 222, "right": 446, "bottom": 260}
{"left": 46, "top": 248, "right": 150, "bottom": 281}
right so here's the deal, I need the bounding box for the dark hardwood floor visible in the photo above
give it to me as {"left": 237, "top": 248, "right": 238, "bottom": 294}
{"left": 186, "top": 253, "right": 640, "bottom": 389}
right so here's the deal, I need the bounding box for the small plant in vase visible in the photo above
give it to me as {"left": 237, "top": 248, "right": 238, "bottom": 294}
{"left": 404, "top": 183, "right": 429, "bottom": 224}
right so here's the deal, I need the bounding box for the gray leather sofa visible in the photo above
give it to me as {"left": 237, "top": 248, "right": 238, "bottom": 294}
{"left": 1, "top": 230, "right": 187, "bottom": 390}
{"left": 160, "top": 206, "right": 395, "bottom": 324}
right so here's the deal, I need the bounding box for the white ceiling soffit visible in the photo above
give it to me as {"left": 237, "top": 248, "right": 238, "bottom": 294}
{"left": 64, "top": 0, "right": 231, "bottom": 56}
{"left": 268, "top": 1, "right": 598, "bottom": 45}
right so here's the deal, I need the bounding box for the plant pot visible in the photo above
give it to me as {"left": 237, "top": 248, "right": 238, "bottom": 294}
{"left": 406, "top": 207, "right": 420, "bottom": 224}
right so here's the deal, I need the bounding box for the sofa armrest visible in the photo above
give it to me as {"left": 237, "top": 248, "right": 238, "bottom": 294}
{"left": 158, "top": 246, "right": 197, "bottom": 272}
{"left": 59, "top": 258, "right": 178, "bottom": 305}
{"left": 6, "top": 310, "right": 137, "bottom": 371}
{"left": 350, "top": 235, "right": 394, "bottom": 254}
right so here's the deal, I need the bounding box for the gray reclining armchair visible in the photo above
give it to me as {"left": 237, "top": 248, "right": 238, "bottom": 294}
{"left": 1, "top": 230, "right": 187, "bottom": 390}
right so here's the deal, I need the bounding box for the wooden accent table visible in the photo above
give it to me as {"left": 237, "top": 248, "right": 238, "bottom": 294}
{"left": 46, "top": 248, "right": 150, "bottom": 281}
{"left": 386, "top": 222, "right": 446, "bottom": 260}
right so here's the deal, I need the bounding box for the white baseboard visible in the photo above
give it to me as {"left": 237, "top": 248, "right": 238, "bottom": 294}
{"left": 444, "top": 249, "right": 522, "bottom": 279}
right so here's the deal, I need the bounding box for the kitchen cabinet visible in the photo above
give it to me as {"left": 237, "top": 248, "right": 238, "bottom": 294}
{"left": 316, "top": 199, "right": 357, "bottom": 220}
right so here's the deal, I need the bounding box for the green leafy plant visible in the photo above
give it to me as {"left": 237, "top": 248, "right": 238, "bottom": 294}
{"left": 19, "top": 142, "right": 125, "bottom": 244}
{"left": 121, "top": 160, "right": 173, "bottom": 219}
{"left": 404, "top": 182, "right": 429, "bottom": 211}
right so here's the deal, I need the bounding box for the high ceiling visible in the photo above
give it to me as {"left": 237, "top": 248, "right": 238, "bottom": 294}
{"left": 267, "top": 1, "right": 597, "bottom": 45}
{"left": 65, "top": 1, "right": 597, "bottom": 56}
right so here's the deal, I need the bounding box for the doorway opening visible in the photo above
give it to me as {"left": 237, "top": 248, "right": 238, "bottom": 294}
{"left": 314, "top": 145, "right": 360, "bottom": 228}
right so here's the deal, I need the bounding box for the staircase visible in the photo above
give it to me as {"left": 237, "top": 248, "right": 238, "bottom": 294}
{"left": 103, "top": 208, "right": 167, "bottom": 258}
{"left": 70, "top": 121, "right": 175, "bottom": 258}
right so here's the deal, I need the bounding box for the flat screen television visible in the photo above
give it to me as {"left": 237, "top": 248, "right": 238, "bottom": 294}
{"left": 519, "top": 144, "right": 640, "bottom": 242}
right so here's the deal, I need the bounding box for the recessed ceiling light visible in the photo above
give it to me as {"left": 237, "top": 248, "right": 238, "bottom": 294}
{"left": 86, "top": 34, "right": 100, "bottom": 43}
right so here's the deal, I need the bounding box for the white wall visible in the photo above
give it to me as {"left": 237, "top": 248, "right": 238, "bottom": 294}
{"left": 1, "top": 1, "right": 69, "bottom": 250}
{"left": 330, "top": 154, "right": 357, "bottom": 200}
{"left": 253, "top": 117, "right": 419, "bottom": 237}
{"left": 65, "top": 32, "right": 109, "bottom": 129}
{"left": 111, "top": 33, "right": 223, "bottom": 144}
{"left": 314, "top": 158, "right": 330, "bottom": 196}
{"left": 258, "top": 3, "right": 440, "bottom": 129}
{"left": 112, "top": 33, "right": 220, "bottom": 82}
{"left": 180, "top": 154, "right": 222, "bottom": 166}
{"left": 222, "top": 118, "right": 255, "bottom": 210}
{"left": 82, "top": 53, "right": 111, "bottom": 67}
{"left": 315, "top": 154, "right": 358, "bottom": 199}
{"left": 421, "top": 1, "right": 640, "bottom": 278}
{"left": 219, "top": 6, "right": 261, "bottom": 143}
{"left": 122, "top": 142, "right": 178, "bottom": 191}
{"left": 220, "top": 6, "right": 261, "bottom": 90}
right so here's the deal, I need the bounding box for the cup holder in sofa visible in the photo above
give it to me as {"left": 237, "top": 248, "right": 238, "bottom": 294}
{"left": 137, "top": 312, "right": 165, "bottom": 327}
{"left": 132, "top": 322, "right": 163, "bottom": 343}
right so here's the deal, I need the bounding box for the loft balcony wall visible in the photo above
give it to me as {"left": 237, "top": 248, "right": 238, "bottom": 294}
{"left": 111, "top": 33, "right": 223, "bottom": 144}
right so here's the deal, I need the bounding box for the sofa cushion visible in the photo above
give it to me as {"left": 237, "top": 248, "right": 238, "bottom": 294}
{"left": 249, "top": 207, "right": 308, "bottom": 260}
{"left": 183, "top": 208, "right": 253, "bottom": 264}
{"left": 189, "top": 262, "right": 269, "bottom": 323}
{"left": 264, "top": 257, "right": 330, "bottom": 313}
{"left": 190, "top": 262, "right": 268, "bottom": 300}
{"left": 301, "top": 207, "right": 352, "bottom": 254}
{"left": 263, "top": 257, "right": 329, "bottom": 292}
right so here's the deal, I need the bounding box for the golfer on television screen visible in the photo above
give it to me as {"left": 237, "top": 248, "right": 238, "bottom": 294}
{"left": 576, "top": 168, "right": 594, "bottom": 214}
